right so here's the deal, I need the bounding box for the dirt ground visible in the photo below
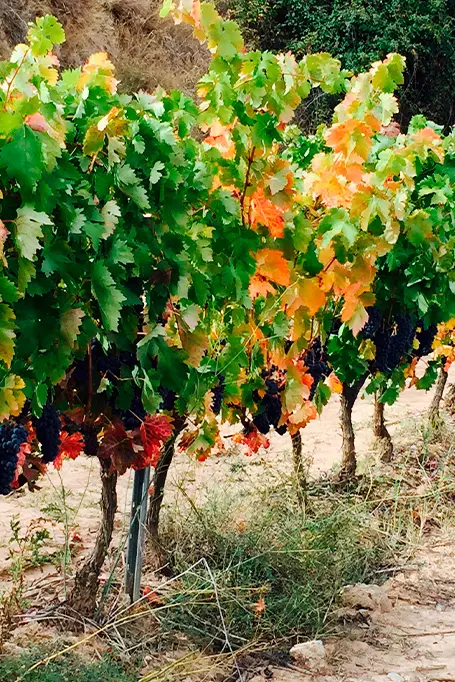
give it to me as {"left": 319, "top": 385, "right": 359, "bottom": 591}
{"left": 266, "top": 536, "right": 455, "bottom": 682}
{"left": 2, "top": 367, "right": 455, "bottom": 680}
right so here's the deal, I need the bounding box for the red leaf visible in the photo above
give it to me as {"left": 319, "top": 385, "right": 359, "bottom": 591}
{"left": 233, "top": 427, "right": 270, "bottom": 455}
{"left": 54, "top": 431, "right": 85, "bottom": 470}
{"left": 11, "top": 441, "right": 30, "bottom": 488}
{"left": 137, "top": 414, "right": 174, "bottom": 470}
{"left": 99, "top": 422, "right": 136, "bottom": 475}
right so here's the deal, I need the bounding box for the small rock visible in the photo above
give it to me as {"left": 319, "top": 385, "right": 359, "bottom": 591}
{"left": 387, "top": 673, "right": 404, "bottom": 682}
{"left": 2, "top": 642, "right": 24, "bottom": 657}
{"left": 289, "top": 640, "right": 326, "bottom": 671}
{"left": 341, "top": 583, "right": 392, "bottom": 613}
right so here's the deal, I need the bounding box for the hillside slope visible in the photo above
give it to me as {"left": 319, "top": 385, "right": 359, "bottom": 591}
{"left": 0, "top": 0, "right": 208, "bottom": 94}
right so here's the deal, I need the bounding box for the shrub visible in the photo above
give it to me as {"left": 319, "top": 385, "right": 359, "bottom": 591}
{"left": 221, "top": 0, "right": 455, "bottom": 130}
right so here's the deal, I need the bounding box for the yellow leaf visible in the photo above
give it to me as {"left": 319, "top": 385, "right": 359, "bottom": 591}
{"left": 181, "top": 328, "right": 208, "bottom": 367}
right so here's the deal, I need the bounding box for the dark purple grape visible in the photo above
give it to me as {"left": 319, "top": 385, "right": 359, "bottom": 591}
{"left": 159, "top": 386, "right": 177, "bottom": 412}
{"left": 121, "top": 389, "right": 146, "bottom": 430}
{"left": 253, "top": 412, "right": 270, "bottom": 434}
{"left": 362, "top": 306, "right": 382, "bottom": 339}
{"left": 80, "top": 423, "right": 99, "bottom": 457}
{"left": 0, "top": 423, "right": 28, "bottom": 495}
{"left": 414, "top": 324, "right": 437, "bottom": 357}
{"left": 373, "top": 316, "right": 415, "bottom": 373}
{"left": 32, "top": 404, "right": 61, "bottom": 464}
{"left": 211, "top": 375, "right": 225, "bottom": 415}
{"left": 119, "top": 351, "right": 137, "bottom": 368}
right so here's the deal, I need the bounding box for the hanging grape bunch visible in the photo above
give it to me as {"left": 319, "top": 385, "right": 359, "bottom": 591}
{"left": 0, "top": 423, "right": 29, "bottom": 495}
{"left": 32, "top": 404, "right": 62, "bottom": 464}
{"left": 211, "top": 375, "right": 225, "bottom": 415}
{"left": 366, "top": 309, "right": 416, "bottom": 374}
{"left": 253, "top": 367, "right": 287, "bottom": 435}
{"left": 304, "top": 338, "right": 331, "bottom": 399}
{"left": 413, "top": 323, "right": 438, "bottom": 358}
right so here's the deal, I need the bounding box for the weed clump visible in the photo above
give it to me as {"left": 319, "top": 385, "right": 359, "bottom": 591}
{"left": 156, "top": 484, "right": 391, "bottom": 644}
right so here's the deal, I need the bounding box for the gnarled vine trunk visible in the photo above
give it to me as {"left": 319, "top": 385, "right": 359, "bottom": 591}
{"left": 339, "top": 375, "right": 368, "bottom": 481}
{"left": 429, "top": 364, "right": 448, "bottom": 426}
{"left": 373, "top": 394, "right": 393, "bottom": 462}
{"left": 146, "top": 416, "right": 185, "bottom": 561}
{"left": 67, "top": 458, "right": 117, "bottom": 617}
{"left": 445, "top": 382, "right": 455, "bottom": 415}
{"left": 291, "top": 430, "right": 306, "bottom": 507}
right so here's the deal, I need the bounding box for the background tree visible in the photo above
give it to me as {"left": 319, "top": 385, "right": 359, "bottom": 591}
{"left": 221, "top": 0, "right": 455, "bottom": 132}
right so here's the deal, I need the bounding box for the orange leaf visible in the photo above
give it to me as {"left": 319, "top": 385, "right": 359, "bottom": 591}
{"left": 326, "top": 373, "right": 343, "bottom": 394}
{"left": 255, "top": 248, "right": 290, "bottom": 287}
{"left": 253, "top": 597, "right": 266, "bottom": 617}
{"left": 249, "top": 275, "right": 276, "bottom": 300}
{"left": 180, "top": 328, "right": 209, "bottom": 367}
{"left": 285, "top": 278, "right": 326, "bottom": 317}
{"left": 249, "top": 187, "right": 285, "bottom": 238}
{"left": 342, "top": 300, "right": 369, "bottom": 336}
{"left": 203, "top": 120, "right": 235, "bottom": 159}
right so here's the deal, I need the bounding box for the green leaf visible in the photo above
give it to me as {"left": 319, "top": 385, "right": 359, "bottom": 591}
{"left": 0, "top": 305, "right": 15, "bottom": 368}
{"left": 0, "top": 276, "right": 19, "bottom": 304}
{"left": 27, "top": 15, "right": 65, "bottom": 56}
{"left": 101, "top": 199, "right": 121, "bottom": 238}
{"left": 109, "top": 239, "right": 135, "bottom": 265}
{"left": 15, "top": 206, "right": 53, "bottom": 261}
{"left": 159, "top": 0, "right": 173, "bottom": 18}
{"left": 60, "top": 308, "right": 84, "bottom": 348}
{"left": 416, "top": 362, "right": 439, "bottom": 390}
{"left": 32, "top": 383, "right": 48, "bottom": 414}
{"left": 0, "top": 126, "right": 44, "bottom": 192}
{"left": 314, "top": 382, "right": 331, "bottom": 414}
{"left": 91, "top": 261, "right": 126, "bottom": 332}
{"left": 123, "top": 183, "right": 151, "bottom": 211}
{"left": 150, "top": 161, "right": 165, "bottom": 186}
{"left": 117, "top": 163, "right": 138, "bottom": 186}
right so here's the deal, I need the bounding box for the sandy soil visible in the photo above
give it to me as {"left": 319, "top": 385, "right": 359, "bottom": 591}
{"left": 1, "top": 366, "right": 455, "bottom": 679}
{"left": 266, "top": 536, "right": 455, "bottom": 682}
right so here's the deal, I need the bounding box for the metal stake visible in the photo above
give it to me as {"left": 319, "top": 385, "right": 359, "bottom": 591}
{"left": 125, "top": 467, "right": 150, "bottom": 601}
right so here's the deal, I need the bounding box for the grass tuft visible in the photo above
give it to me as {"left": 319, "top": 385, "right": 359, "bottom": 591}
{"left": 155, "top": 482, "right": 392, "bottom": 645}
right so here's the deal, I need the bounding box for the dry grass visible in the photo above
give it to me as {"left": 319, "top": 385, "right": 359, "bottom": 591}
{"left": 0, "top": 0, "right": 209, "bottom": 95}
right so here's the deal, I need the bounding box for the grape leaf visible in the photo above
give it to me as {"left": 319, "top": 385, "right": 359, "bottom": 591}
{"left": 27, "top": 15, "right": 65, "bottom": 56}
{"left": 15, "top": 206, "right": 53, "bottom": 261}
{"left": 0, "top": 126, "right": 44, "bottom": 192}
{"left": 0, "top": 374, "right": 26, "bottom": 421}
{"left": 60, "top": 308, "right": 84, "bottom": 348}
{"left": 0, "top": 305, "right": 16, "bottom": 368}
{"left": 101, "top": 199, "right": 121, "bottom": 238}
{"left": 91, "top": 261, "right": 126, "bottom": 331}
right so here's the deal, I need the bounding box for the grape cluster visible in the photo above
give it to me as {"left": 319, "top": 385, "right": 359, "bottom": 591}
{"left": 253, "top": 368, "right": 287, "bottom": 435}
{"left": 32, "top": 404, "right": 62, "bottom": 464}
{"left": 362, "top": 306, "right": 383, "bottom": 339}
{"left": 120, "top": 387, "right": 147, "bottom": 430}
{"left": 0, "top": 423, "right": 28, "bottom": 495}
{"left": 80, "top": 422, "right": 100, "bottom": 457}
{"left": 211, "top": 375, "right": 225, "bottom": 415}
{"left": 373, "top": 315, "right": 416, "bottom": 374}
{"left": 413, "top": 323, "right": 437, "bottom": 358}
{"left": 159, "top": 386, "right": 177, "bottom": 412}
{"left": 305, "top": 338, "right": 331, "bottom": 399}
